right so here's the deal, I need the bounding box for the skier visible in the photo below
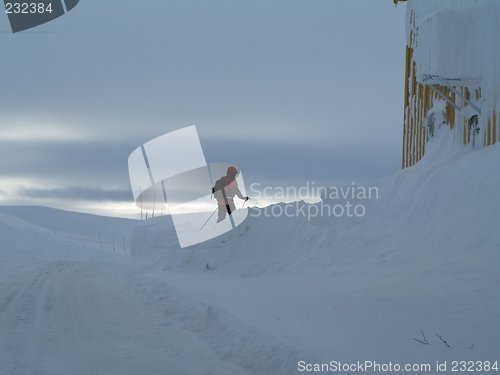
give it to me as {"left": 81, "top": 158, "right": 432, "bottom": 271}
{"left": 212, "top": 166, "right": 249, "bottom": 223}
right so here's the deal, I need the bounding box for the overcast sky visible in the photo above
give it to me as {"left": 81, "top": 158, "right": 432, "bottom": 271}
{"left": 0, "top": 0, "right": 406, "bottom": 218}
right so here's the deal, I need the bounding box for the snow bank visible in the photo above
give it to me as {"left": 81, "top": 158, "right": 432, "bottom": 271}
{"left": 0, "top": 212, "right": 117, "bottom": 261}
{"left": 408, "top": 0, "right": 500, "bottom": 115}
{"left": 130, "top": 215, "right": 179, "bottom": 256}
{"left": 135, "top": 143, "right": 500, "bottom": 284}
{"left": 127, "top": 144, "right": 499, "bottom": 370}
{"left": 414, "top": 2, "right": 500, "bottom": 91}
{"left": 0, "top": 205, "right": 137, "bottom": 252}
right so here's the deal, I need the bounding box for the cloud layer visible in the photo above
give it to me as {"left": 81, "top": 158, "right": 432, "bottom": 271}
{"left": 0, "top": 0, "right": 406, "bottom": 217}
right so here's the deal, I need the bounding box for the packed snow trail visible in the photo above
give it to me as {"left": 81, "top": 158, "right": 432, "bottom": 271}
{"left": 0, "top": 258, "right": 253, "bottom": 375}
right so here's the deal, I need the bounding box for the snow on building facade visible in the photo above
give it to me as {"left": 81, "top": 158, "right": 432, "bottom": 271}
{"left": 398, "top": 0, "right": 500, "bottom": 168}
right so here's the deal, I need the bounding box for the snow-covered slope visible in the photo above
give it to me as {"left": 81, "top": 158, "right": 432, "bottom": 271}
{"left": 139, "top": 140, "right": 500, "bottom": 280}
{"left": 0, "top": 212, "right": 118, "bottom": 261}
{"left": 0, "top": 212, "right": 254, "bottom": 375}
{"left": 130, "top": 143, "right": 500, "bottom": 371}
{"left": 0, "top": 143, "right": 498, "bottom": 374}
{"left": 0, "top": 206, "right": 137, "bottom": 253}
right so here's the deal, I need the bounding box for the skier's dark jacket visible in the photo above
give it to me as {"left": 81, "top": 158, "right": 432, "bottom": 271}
{"left": 212, "top": 167, "right": 244, "bottom": 205}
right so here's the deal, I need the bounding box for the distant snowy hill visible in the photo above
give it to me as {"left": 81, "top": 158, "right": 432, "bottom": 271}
{"left": 0, "top": 212, "right": 114, "bottom": 261}
{"left": 0, "top": 206, "right": 138, "bottom": 253}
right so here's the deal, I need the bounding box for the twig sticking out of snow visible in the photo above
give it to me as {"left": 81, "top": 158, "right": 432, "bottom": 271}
{"left": 414, "top": 329, "right": 429, "bottom": 345}
{"left": 206, "top": 261, "right": 218, "bottom": 271}
{"left": 436, "top": 333, "right": 450, "bottom": 348}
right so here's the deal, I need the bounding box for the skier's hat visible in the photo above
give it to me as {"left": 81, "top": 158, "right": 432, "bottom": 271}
{"left": 227, "top": 166, "right": 239, "bottom": 176}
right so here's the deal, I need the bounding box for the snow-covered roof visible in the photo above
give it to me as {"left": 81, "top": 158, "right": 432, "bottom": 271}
{"left": 407, "top": 0, "right": 500, "bottom": 112}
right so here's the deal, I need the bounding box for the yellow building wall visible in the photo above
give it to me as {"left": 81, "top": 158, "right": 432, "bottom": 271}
{"left": 402, "top": 11, "right": 500, "bottom": 169}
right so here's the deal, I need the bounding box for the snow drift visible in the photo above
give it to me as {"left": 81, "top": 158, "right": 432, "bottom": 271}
{"left": 1, "top": 142, "right": 498, "bottom": 374}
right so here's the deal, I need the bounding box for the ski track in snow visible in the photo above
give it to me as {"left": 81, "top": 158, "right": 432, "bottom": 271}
{"left": 0, "top": 258, "right": 254, "bottom": 375}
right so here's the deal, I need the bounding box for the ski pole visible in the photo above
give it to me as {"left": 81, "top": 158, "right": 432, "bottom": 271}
{"left": 241, "top": 197, "right": 249, "bottom": 209}
{"left": 200, "top": 207, "right": 218, "bottom": 231}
